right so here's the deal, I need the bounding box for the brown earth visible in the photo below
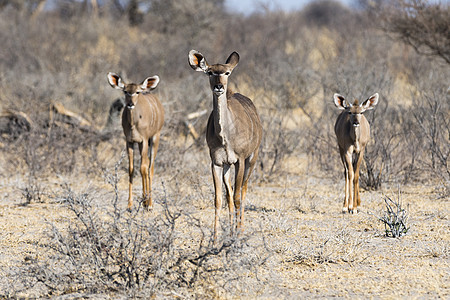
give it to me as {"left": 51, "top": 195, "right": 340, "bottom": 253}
{"left": 0, "top": 158, "right": 448, "bottom": 298}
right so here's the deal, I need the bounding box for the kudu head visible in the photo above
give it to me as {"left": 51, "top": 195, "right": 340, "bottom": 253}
{"left": 188, "top": 50, "right": 239, "bottom": 96}
{"left": 107, "top": 72, "right": 160, "bottom": 109}
{"left": 333, "top": 93, "right": 379, "bottom": 127}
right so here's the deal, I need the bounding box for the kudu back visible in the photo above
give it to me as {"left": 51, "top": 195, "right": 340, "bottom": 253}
{"left": 107, "top": 72, "right": 164, "bottom": 210}
{"left": 333, "top": 93, "right": 379, "bottom": 213}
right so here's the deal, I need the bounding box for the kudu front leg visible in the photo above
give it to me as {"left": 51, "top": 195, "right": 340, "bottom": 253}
{"left": 223, "top": 164, "right": 235, "bottom": 234}
{"left": 212, "top": 163, "right": 223, "bottom": 243}
{"left": 127, "top": 142, "right": 135, "bottom": 210}
{"left": 339, "top": 148, "right": 349, "bottom": 213}
{"left": 343, "top": 151, "right": 355, "bottom": 213}
{"left": 139, "top": 141, "right": 151, "bottom": 211}
{"left": 143, "top": 133, "right": 161, "bottom": 210}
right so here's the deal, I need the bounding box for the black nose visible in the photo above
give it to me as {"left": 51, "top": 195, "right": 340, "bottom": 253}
{"left": 213, "top": 84, "right": 224, "bottom": 93}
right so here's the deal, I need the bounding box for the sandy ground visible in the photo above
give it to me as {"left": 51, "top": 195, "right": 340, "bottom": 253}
{"left": 0, "top": 163, "right": 448, "bottom": 298}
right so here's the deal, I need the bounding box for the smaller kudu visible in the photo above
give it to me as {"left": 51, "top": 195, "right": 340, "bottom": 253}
{"left": 188, "top": 50, "right": 262, "bottom": 242}
{"left": 333, "top": 93, "right": 379, "bottom": 214}
{"left": 107, "top": 72, "right": 164, "bottom": 211}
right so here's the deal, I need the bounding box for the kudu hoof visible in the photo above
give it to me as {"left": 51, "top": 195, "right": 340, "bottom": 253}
{"left": 348, "top": 208, "right": 358, "bottom": 214}
{"left": 143, "top": 200, "right": 153, "bottom": 212}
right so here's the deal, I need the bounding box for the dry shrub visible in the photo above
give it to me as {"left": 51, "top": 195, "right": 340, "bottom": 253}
{"left": 5, "top": 159, "right": 272, "bottom": 298}
{"left": 1, "top": 0, "right": 447, "bottom": 190}
{"left": 407, "top": 73, "right": 449, "bottom": 186}
{"left": 375, "top": 194, "right": 410, "bottom": 238}
{"left": 377, "top": 0, "right": 450, "bottom": 64}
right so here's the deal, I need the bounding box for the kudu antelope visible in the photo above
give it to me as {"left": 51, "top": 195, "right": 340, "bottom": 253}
{"left": 188, "top": 50, "right": 262, "bottom": 241}
{"left": 107, "top": 72, "right": 164, "bottom": 210}
{"left": 334, "top": 93, "right": 379, "bottom": 214}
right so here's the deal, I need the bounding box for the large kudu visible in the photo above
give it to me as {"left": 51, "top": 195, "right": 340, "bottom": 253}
{"left": 188, "top": 50, "right": 263, "bottom": 241}
{"left": 107, "top": 72, "right": 164, "bottom": 211}
{"left": 334, "top": 93, "right": 379, "bottom": 214}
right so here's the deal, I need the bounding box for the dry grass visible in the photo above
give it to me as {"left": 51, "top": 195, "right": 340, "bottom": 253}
{"left": 0, "top": 165, "right": 448, "bottom": 298}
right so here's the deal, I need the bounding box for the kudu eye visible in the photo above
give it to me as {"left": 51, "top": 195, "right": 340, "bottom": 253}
{"left": 207, "top": 71, "right": 213, "bottom": 76}
{"left": 225, "top": 71, "right": 230, "bottom": 76}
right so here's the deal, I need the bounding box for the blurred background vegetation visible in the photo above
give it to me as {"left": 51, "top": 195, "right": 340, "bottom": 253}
{"left": 0, "top": 0, "right": 448, "bottom": 193}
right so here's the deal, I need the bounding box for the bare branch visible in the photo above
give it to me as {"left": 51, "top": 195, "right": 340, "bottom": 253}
{"left": 378, "top": 0, "right": 450, "bottom": 64}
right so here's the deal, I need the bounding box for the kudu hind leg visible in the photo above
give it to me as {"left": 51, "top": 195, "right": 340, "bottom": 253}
{"left": 143, "top": 133, "right": 161, "bottom": 210}
{"left": 139, "top": 141, "right": 151, "bottom": 210}
{"left": 241, "top": 151, "right": 258, "bottom": 212}
{"left": 234, "top": 159, "right": 246, "bottom": 232}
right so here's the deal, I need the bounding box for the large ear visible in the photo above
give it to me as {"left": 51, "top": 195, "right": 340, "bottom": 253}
{"left": 225, "top": 51, "right": 239, "bottom": 70}
{"left": 107, "top": 72, "right": 125, "bottom": 90}
{"left": 361, "top": 93, "right": 379, "bottom": 111}
{"left": 188, "top": 50, "right": 209, "bottom": 72}
{"left": 333, "top": 93, "right": 350, "bottom": 110}
{"left": 139, "top": 75, "right": 160, "bottom": 92}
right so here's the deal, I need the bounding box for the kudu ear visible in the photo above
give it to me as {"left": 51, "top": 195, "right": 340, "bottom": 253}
{"left": 188, "top": 50, "right": 209, "bottom": 72}
{"left": 225, "top": 51, "right": 240, "bottom": 70}
{"left": 139, "top": 75, "right": 160, "bottom": 92}
{"left": 361, "top": 93, "right": 379, "bottom": 111}
{"left": 333, "top": 93, "right": 350, "bottom": 110}
{"left": 107, "top": 72, "right": 125, "bottom": 90}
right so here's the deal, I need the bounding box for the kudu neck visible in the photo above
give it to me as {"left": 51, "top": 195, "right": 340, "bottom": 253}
{"left": 212, "top": 91, "right": 232, "bottom": 143}
{"left": 212, "top": 86, "right": 234, "bottom": 110}
{"left": 212, "top": 91, "right": 228, "bottom": 110}
{"left": 350, "top": 124, "right": 361, "bottom": 152}
{"left": 126, "top": 106, "right": 138, "bottom": 128}
{"left": 125, "top": 96, "right": 141, "bottom": 128}
{"left": 351, "top": 125, "right": 360, "bottom": 139}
